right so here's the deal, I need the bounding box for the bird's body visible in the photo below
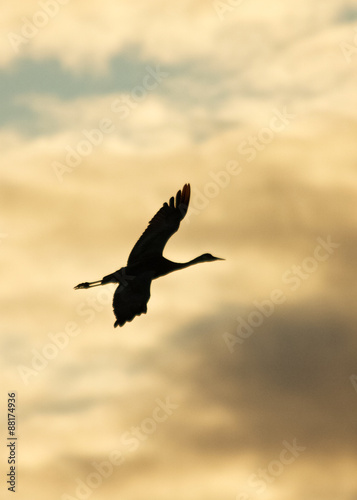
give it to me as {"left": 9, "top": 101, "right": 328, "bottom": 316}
{"left": 75, "top": 184, "right": 223, "bottom": 327}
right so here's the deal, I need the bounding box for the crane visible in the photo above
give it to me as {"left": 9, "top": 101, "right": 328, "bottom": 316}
{"left": 74, "top": 183, "right": 223, "bottom": 327}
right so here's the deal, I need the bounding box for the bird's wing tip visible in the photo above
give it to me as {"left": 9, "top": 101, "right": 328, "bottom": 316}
{"left": 181, "top": 183, "right": 191, "bottom": 206}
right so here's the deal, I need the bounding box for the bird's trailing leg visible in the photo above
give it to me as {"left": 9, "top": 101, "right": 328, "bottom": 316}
{"left": 74, "top": 267, "right": 135, "bottom": 290}
{"left": 74, "top": 280, "right": 102, "bottom": 289}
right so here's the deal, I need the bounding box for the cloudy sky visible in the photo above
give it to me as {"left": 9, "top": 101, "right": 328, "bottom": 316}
{"left": 2, "top": 1, "right": 357, "bottom": 499}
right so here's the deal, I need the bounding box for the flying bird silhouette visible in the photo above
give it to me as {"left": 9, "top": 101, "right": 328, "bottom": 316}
{"left": 74, "top": 183, "right": 223, "bottom": 327}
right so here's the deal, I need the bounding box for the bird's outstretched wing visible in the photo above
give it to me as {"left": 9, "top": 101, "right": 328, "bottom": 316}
{"left": 127, "top": 183, "right": 191, "bottom": 265}
{"left": 113, "top": 274, "right": 152, "bottom": 327}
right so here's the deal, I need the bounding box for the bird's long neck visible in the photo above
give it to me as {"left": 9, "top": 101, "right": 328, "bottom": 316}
{"left": 155, "top": 256, "right": 204, "bottom": 278}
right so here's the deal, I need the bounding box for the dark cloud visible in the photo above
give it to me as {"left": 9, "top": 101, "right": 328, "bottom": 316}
{"left": 143, "top": 299, "right": 357, "bottom": 461}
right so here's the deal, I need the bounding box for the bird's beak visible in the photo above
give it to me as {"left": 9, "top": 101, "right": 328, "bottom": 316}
{"left": 215, "top": 257, "right": 225, "bottom": 260}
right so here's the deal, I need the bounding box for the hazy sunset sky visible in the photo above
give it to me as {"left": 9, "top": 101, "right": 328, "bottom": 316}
{"left": 2, "top": 1, "right": 357, "bottom": 499}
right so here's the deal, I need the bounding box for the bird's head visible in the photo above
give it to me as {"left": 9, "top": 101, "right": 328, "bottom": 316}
{"left": 199, "top": 253, "right": 225, "bottom": 262}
